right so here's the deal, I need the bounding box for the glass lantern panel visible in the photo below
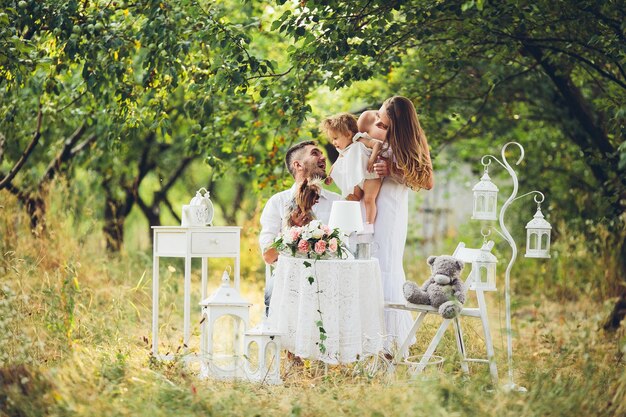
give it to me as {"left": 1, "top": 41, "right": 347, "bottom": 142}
{"left": 488, "top": 195, "right": 496, "bottom": 212}
{"left": 246, "top": 340, "right": 259, "bottom": 373}
{"left": 477, "top": 195, "right": 486, "bottom": 212}
{"left": 212, "top": 314, "right": 244, "bottom": 371}
{"left": 529, "top": 232, "right": 539, "bottom": 250}
{"left": 541, "top": 233, "right": 549, "bottom": 249}
{"left": 265, "top": 341, "right": 278, "bottom": 373}
{"left": 479, "top": 266, "right": 488, "bottom": 283}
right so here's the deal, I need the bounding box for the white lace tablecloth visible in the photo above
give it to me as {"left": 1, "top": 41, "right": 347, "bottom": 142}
{"left": 267, "top": 255, "right": 386, "bottom": 364}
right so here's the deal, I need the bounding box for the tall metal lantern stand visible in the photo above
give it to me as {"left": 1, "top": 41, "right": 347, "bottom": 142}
{"left": 243, "top": 320, "right": 283, "bottom": 385}
{"left": 471, "top": 142, "right": 552, "bottom": 392}
{"left": 199, "top": 268, "right": 251, "bottom": 380}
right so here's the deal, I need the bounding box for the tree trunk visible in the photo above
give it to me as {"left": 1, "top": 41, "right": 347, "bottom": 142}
{"left": 604, "top": 236, "right": 626, "bottom": 330}
{"left": 103, "top": 198, "right": 125, "bottom": 252}
{"left": 102, "top": 183, "right": 135, "bottom": 253}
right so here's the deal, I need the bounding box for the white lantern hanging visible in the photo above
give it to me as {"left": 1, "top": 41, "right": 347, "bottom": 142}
{"left": 199, "top": 268, "right": 251, "bottom": 380}
{"left": 243, "top": 320, "right": 283, "bottom": 385}
{"left": 182, "top": 187, "right": 214, "bottom": 226}
{"left": 470, "top": 240, "right": 497, "bottom": 291}
{"left": 471, "top": 167, "right": 499, "bottom": 221}
{"left": 525, "top": 206, "right": 552, "bottom": 258}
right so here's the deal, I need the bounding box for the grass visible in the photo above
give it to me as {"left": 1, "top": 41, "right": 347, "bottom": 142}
{"left": 1, "top": 189, "right": 625, "bottom": 417}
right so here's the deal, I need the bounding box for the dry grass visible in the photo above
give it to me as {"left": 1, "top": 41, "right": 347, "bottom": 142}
{"left": 1, "top": 189, "right": 625, "bottom": 417}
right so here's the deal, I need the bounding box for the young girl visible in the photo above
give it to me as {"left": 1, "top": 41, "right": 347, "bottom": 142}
{"left": 283, "top": 178, "right": 321, "bottom": 229}
{"left": 320, "top": 113, "right": 383, "bottom": 232}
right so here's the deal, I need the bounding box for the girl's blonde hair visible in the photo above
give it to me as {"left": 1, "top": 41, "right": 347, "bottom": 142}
{"left": 319, "top": 113, "right": 359, "bottom": 138}
{"left": 383, "top": 96, "right": 433, "bottom": 190}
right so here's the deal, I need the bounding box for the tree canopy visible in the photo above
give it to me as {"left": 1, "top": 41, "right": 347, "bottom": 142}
{"left": 2, "top": 1, "right": 624, "bottom": 309}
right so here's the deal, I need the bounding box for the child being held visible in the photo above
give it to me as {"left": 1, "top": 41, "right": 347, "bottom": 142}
{"left": 320, "top": 113, "right": 383, "bottom": 233}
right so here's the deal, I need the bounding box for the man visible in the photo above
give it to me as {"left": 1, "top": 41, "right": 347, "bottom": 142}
{"left": 259, "top": 140, "right": 341, "bottom": 312}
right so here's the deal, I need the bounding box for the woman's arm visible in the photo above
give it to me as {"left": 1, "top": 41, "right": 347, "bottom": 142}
{"left": 373, "top": 157, "right": 434, "bottom": 189}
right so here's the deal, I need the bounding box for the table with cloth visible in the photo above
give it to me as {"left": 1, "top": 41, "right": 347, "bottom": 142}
{"left": 267, "top": 254, "right": 386, "bottom": 364}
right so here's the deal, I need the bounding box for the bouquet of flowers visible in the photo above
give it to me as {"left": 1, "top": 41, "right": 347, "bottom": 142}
{"left": 271, "top": 220, "right": 349, "bottom": 260}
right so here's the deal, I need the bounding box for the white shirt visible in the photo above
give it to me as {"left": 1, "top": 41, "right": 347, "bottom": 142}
{"left": 259, "top": 184, "right": 341, "bottom": 253}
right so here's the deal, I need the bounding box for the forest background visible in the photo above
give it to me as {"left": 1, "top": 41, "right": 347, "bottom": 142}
{"left": 1, "top": 1, "right": 625, "bottom": 416}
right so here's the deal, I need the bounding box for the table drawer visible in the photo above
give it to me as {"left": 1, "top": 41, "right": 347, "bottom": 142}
{"left": 191, "top": 231, "right": 239, "bottom": 255}
{"left": 155, "top": 232, "right": 187, "bottom": 256}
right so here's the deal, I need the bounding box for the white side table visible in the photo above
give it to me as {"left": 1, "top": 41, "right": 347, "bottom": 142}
{"left": 151, "top": 226, "right": 241, "bottom": 358}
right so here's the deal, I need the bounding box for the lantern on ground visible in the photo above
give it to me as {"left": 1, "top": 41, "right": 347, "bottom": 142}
{"left": 525, "top": 206, "right": 552, "bottom": 258}
{"left": 243, "top": 320, "right": 283, "bottom": 385}
{"left": 472, "top": 166, "right": 499, "bottom": 221}
{"left": 199, "top": 268, "right": 251, "bottom": 380}
{"left": 470, "top": 240, "right": 497, "bottom": 291}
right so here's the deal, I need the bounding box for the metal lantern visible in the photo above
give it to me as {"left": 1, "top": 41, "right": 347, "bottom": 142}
{"left": 243, "top": 320, "right": 283, "bottom": 385}
{"left": 199, "top": 268, "right": 251, "bottom": 380}
{"left": 182, "top": 187, "right": 214, "bottom": 226}
{"left": 472, "top": 167, "right": 499, "bottom": 221}
{"left": 525, "top": 206, "right": 552, "bottom": 258}
{"left": 470, "top": 240, "right": 497, "bottom": 291}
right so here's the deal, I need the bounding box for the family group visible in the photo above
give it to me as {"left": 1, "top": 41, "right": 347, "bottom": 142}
{"left": 259, "top": 95, "right": 435, "bottom": 350}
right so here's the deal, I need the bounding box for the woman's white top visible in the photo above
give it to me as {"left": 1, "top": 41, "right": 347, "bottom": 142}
{"left": 330, "top": 133, "right": 382, "bottom": 197}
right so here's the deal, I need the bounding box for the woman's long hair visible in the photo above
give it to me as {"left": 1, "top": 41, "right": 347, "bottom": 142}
{"left": 384, "top": 96, "right": 433, "bottom": 190}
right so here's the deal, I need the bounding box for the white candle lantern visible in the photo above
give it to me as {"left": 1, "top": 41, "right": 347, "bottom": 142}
{"left": 182, "top": 187, "right": 214, "bottom": 226}
{"left": 472, "top": 166, "right": 499, "bottom": 221}
{"left": 470, "top": 240, "right": 498, "bottom": 291}
{"left": 525, "top": 206, "right": 552, "bottom": 258}
{"left": 243, "top": 320, "right": 283, "bottom": 385}
{"left": 199, "top": 268, "right": 251, "bottom": 380}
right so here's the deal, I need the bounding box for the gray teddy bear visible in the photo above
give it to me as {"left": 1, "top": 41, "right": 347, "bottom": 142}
{"left": 402, "top": 255, "right": 467, "bottom": 319}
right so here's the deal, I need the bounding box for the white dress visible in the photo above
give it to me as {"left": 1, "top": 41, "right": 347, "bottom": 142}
{"left": 331, "top": 133, "right": 380, "bottom": 197}
{"left": 363, "top": 176, "right": 415, "bottom": 354}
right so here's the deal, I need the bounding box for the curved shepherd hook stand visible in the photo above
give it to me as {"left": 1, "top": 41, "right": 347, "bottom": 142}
{"left": 479, "top": 142, "right": 545, "bottom": 392}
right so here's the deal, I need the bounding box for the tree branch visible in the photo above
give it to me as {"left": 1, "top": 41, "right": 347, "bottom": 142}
{"left": 0, "top": 132, "right": 5, "bottom": 164}
{"left": 70, "top": 134, "right": 97, "bottom": 156}
{"left": 41, "top": 124, "right": 87, "bottom": 183}
{"left": 0, "top": 105, "right": 43, "bottom": 190}
{"left": 524, "top": 44, "right": 615, "bottom": 158}
{"left": 163, "top": 195, "right": 182, "bottom": 223}
{"left": 159, "top": 156, "right": 194, "bottom": 196}
{"left": 536, "top": 44, "right": 626, "bottom": 90}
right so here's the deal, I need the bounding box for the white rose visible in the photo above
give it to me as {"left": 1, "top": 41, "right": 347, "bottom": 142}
{"left": 308, "top": 219, "right": 322, "bottom": 230}
{"left": 311, "top": 228, "right": 324, "bottom": 239}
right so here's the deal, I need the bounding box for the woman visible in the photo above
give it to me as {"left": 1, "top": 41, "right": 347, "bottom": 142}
{"left": 357, "top": 96, "right": 434, "bottom": 355}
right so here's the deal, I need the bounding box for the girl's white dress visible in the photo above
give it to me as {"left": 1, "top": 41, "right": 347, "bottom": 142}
{"left": 330, "top": 133, "right": 380, "bottom": 197}
{"left": 362, "top": 175, "right": 416, "bottom": 355}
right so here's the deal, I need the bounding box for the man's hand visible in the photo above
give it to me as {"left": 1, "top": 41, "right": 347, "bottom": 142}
{"left": 263, "top": 247, "right": 279, "bottom": 264}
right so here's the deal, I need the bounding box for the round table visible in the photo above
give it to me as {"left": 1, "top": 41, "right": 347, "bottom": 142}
{"left": 267, "top": 255, "right": 386, "bottom": 364}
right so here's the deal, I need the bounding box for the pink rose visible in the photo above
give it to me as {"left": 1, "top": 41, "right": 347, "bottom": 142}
{"left": 297, "top": 239, "right": 310, "bottom": 253}
{"left": 328, "top": 238, "right": 338, "bottom": 252}
{"left": 322, "top": 225, "right": 331, "bottom": 235}
{"left": 314, "top": 240, "right": 327, "bottom": 254}
{"left": 289, "top": 227, "right": 301, "bottom": 242}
